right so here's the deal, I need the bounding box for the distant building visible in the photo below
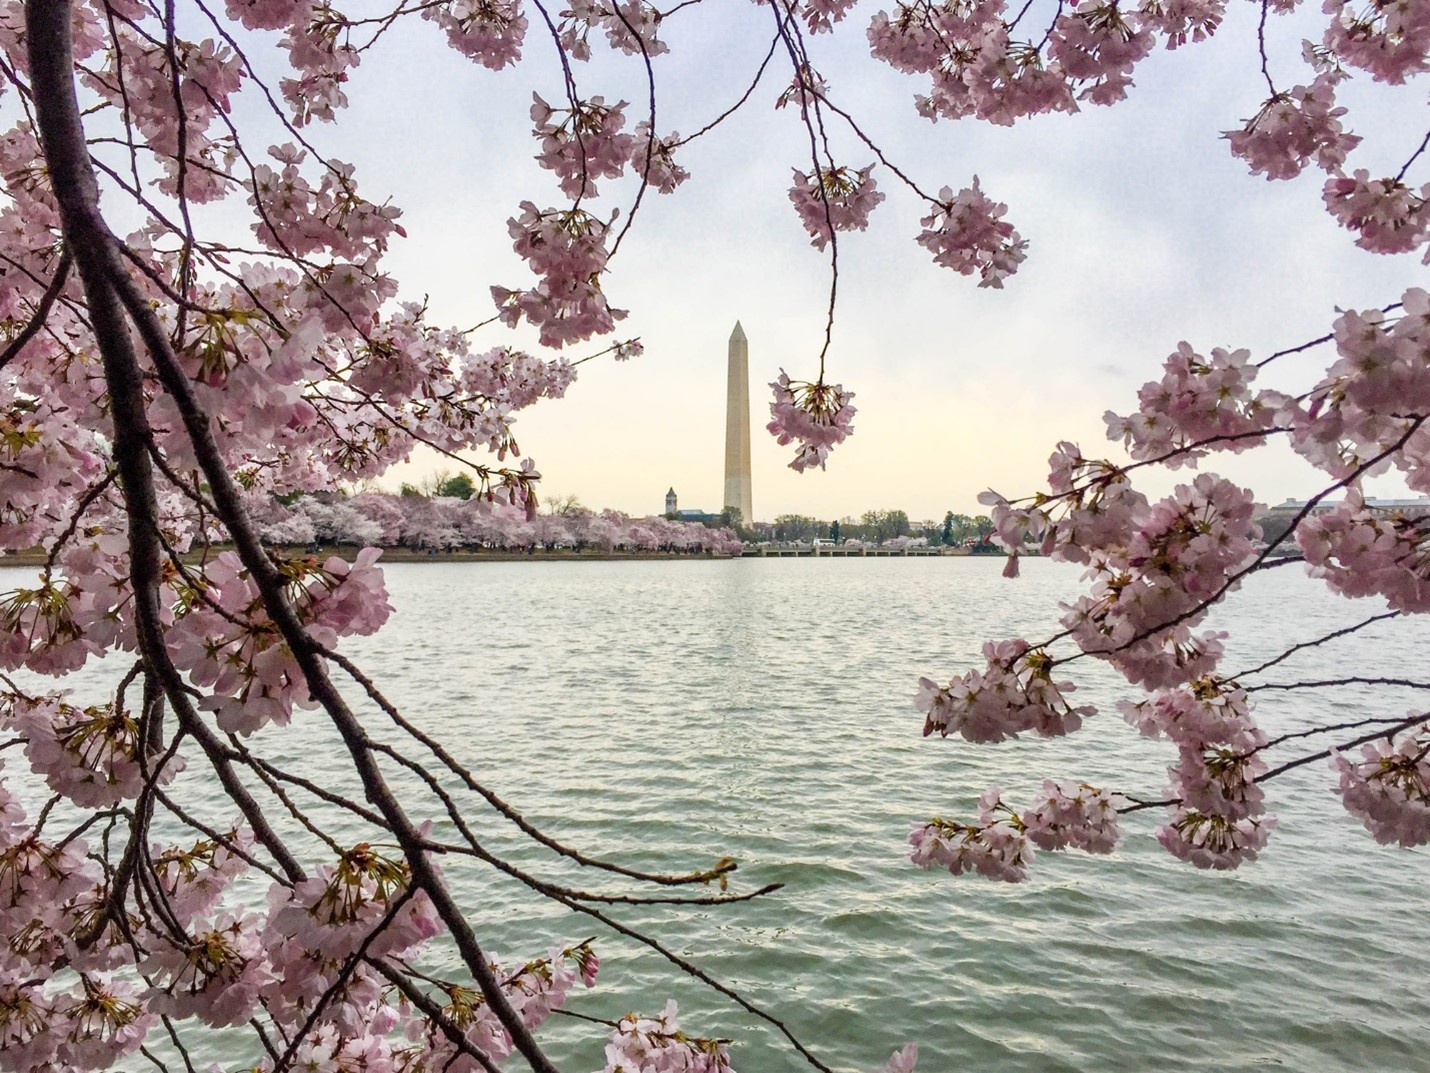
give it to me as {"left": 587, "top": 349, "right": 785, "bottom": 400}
{"left": 662, "top": 324, "right": 756, "bottom": 530}
{"left": 664, "top": 487, "right": 720, "bottom": 525}
{"left": 1268, "top": 497, "right": 1430, "bottom": 517}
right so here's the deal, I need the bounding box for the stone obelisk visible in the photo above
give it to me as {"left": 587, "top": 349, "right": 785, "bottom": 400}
{"left": 723, "top": 322, "right": 753, "bottom": 526}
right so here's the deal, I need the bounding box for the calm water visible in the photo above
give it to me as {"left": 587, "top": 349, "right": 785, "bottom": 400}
{"left": 6, "top": 557, "right": 1430, "bottom": 1072}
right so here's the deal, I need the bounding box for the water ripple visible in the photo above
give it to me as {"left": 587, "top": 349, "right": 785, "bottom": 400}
{"left": 4, "top": 557, "right": 1429, "bottom": 1072}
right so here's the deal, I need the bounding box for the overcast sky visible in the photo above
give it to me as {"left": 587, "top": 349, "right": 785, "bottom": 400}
{"left": 293, "top": 2, "right": 1424, "bottom": 522}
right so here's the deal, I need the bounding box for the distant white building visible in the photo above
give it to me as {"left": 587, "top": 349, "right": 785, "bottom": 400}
{"left": 1269, "top": 497, "right": 1430, "bottom": 517}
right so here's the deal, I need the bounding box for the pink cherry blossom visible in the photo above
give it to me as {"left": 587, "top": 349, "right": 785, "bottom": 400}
{"left": 1020, "top": 780, "right": 1121, "bottom": 852}
{"left": 909, "top": 789, "right": 1035, "bottom": 882}
{"left": 1323, "top": 0, "right": 1430, "bottom": 83}
{"left": 1332, "top": 721, "right": 1430, "bottom": 845}
{"left": 601, "top": 1000, "right": 733, "bottom": 1073}
{"left": 788, "top": 164, "right": 885, "bottom": 249}
{"left": 424, "top": 0, "right": 528, "bottom": 69}
{"left": 10, "top": 693, "right": 181, "bottom": 807}
{"left": 629, "top": 123, "right": 689, "bottom": 193}
{"left": 1298, "top": 499, "right": 1430, "bottom": 612}
{"left": 1103, "top": 343, "right": 1274, "bottom": 465}
{"left": 1168, "top": 743, "right": 1267, "bottom": 821}
{"left": 531, "top": 93, "right": 636, "bottom": 199}
{"left": 916, "top": 638, "right": 1092, "bottom": 743}
{"left": 1047, "top": 5, "right": 1154, "bottom": 104}
{"left": 1119, "top": 677, "right": 1264, "bottom": 751}
{"left": 796, "top": 0, "right": 860, "bottom": 33}
{"left": 559, "top": 0, "right": 669, "bottom": 59}
{"left": 0, "top": 971, "right": 57, "bottom": 1068}
{"left": 1155, "top": 807, "right": 1275, "bottom": 869}
{"left": 1140, "top": 0, "right": 1227, "bottom": 48}
{"left": 1322, "top": 170, "right": 1429, "bottom": 255}
{"left": 496, "top": 203, "right": 628, "bottom": 347}
{"left": 915, "top": 179, "right": 1027, "bottom": 287}
{"left": 767, "top": 371, "right": 857, "bottom": 471}
{"left": 143, "top": 914, "right": 275, "bottom": 1027}
{"left": 51, "top": 976, "right": 156, "bottom": 1069}
{"left": 877, "top": 1043, "right": 919, "bottom": 1073}
{"left": 150, "top": 830, "right": 254, "bottom": 928}
{"left": 1223, "top": 74, "right": 1361, "bottom": 180}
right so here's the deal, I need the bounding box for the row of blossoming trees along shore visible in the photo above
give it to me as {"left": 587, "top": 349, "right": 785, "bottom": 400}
{"left": 2, "top": 0, "right": 1429, "bottom": 1065}
{"left": 250, "top": 492, "right": 746, "bottom": 555}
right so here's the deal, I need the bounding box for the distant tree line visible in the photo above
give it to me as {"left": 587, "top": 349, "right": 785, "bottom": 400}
{"left": 768, "top": 510, "right": 995, "bottom": 547}
{"left": 248, "top": 478, "right": 743, "bottom": 555}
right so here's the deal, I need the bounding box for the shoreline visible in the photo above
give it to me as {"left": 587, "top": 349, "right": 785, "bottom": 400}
{"left": 0, "top": 546, "right": 742, "bottom": 568}
{"left": 1, "top": 545, "right": 1000, "bottom": 568}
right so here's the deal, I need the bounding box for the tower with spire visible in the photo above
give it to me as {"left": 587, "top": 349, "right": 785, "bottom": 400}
{"left": 665, "top": 487, "right": 677, "bottom": 517}
{"left": 724, "top": 322, "right": 753, "bottom": 527}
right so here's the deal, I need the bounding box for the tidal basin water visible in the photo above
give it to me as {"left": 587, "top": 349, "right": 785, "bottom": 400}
{"left": 9, "top": 556, "right": 1430, "bottom": 1071}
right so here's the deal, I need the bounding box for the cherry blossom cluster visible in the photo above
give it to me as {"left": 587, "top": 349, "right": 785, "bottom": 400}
{"left": 0, "top": 972, "right": 155, "bottom": 1071}
{"left": 1322, "top": 170, "right": 1430, "bottom": 256}
{"left": 1057, "top": 474, "right": 1259, "bottom": 688}
{"left": 909, "top": 783, "right": 1119, "bottom": 882}
{"left": 559, "top": 0, "right": 670, "bottom": 60}
{"left": 914, "top": 290, "right": 1430, "bottom": 880}
{"left": 1122, "top": 680, "right": 1276, "bottom": 868}
{"left": 1279, "top": 291, "right": 1430, "bottom": 487}
{"left": 1154, "top": 807, "right": 1275, "bottom": 870}
{"left": 792, "top": 0, "right": 861, "bottom": 34}
{"left": 767, "top": 372, "right": 857, "bottom": 471}
{"left": 532, "top": 94, "right": 637, "bottom": 199}
{"left": 422, "top": 0, "right": 529, "bottom": 69}
{"left": 1322, "top": 0, "right": 1430, "bottom": 83}
{"left": 406, "top": 943, "right": 599, "bottom": 1068}
{"left": 248, "top": 145, "right": 405, "bottom": 262}
{"left": 1224, "top": 73, "right": 1360, "bottom": 181}
{"left": 280, "top": 12, "right": 361, "bottom": 126}
{"left": 0, "top": 388, "right": 107, "bottom": 554}
{"left": 978, "top": 470, "right": 1259, "bottom": 688}
{"left": 151, "top": 830, "right": 255, "bottom": 929}
{"left": 914, "top": 180, "right": 1027, "bottom": 287}
{"left": 1332, "top": 720, "right": 1430, "bottom": 846}
{"left": 1020, "top": 780, "right": 1122, "bottom": 852}
{"left": 600, "top": 1000, "right": 733, "bottom": 1073}
{"left": 78, "top": 25, "right": 243, "bottom": 201}
{"left": 1103, "top": 343, "right": 1275, "bottom": 465}
{"left": 495, "top": 203, "right": 628, "bottom": 347}
{"left": 0, "top": 777, "right": 163, "bottom": 1067}
{"left": 526, "top": 91, "right": 689, "bottom": 203}
{"left": 788, "top": 165, "right": 885, "bottom": 249}
{"left": 142, "top": 911, "right": 277, "bottom": 1028}
{"left": 259, "top": 847, "right": 444, "bottom": 1032}
{"left": 1046, "top": 3, "right": 1154, "bottom": 106}
{"left": 1119, "top": 676, "right": 1262, "bottom": 750}
{"left": 915, "top": 638, "right": 1092, "bottom": 742}
{"left": 630, "top": 122, "right": 691, "bottom": 194}
{"left": 166, "top": 549, "right": 393, "bottom": 734}
{"left": 4, "top": 693, "right": 180, "bottom": 808}
{"left": 1297, "top": 500, "right": 1430, "bottom": 612}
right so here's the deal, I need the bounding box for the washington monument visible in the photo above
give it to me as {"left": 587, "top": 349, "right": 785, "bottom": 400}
{"left": 724, "top": 322, "right": 753, "bottom": 526}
